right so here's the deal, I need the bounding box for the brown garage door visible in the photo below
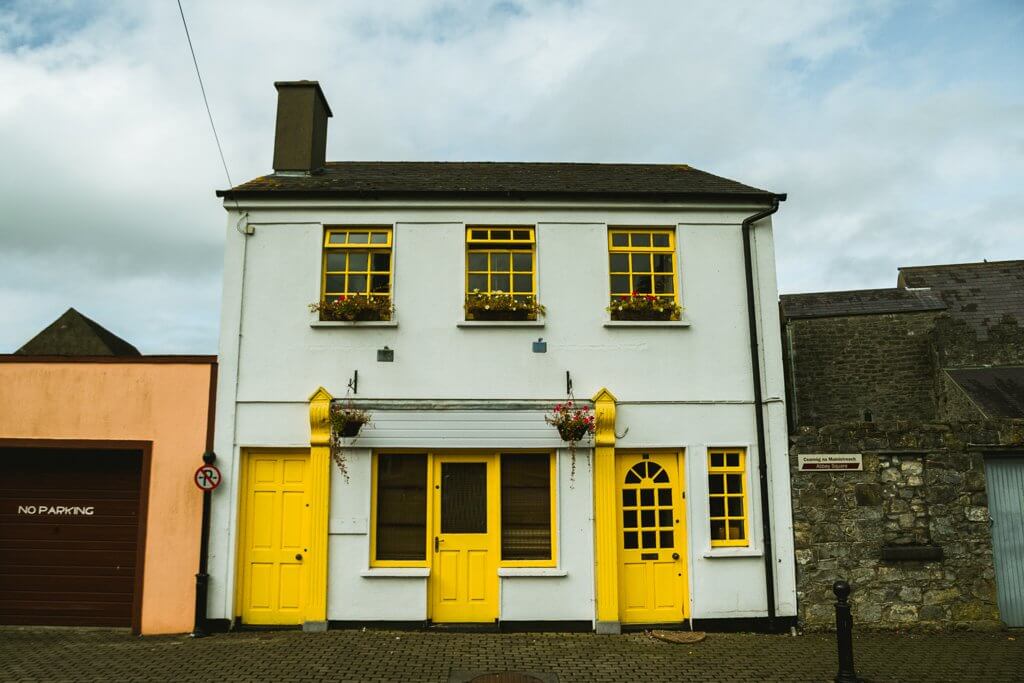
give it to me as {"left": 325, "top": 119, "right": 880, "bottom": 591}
{"left": 0, "top": 447, "right": 144, "bottom": 627}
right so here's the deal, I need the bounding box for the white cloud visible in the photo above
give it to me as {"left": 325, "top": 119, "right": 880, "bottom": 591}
{"left": 0, "top": 0, "right": 1021, "bottom": 351}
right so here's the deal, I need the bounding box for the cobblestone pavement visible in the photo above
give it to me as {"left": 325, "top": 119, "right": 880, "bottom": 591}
{"left": 0, "top": 626, "right": 1021, "bottom": 682}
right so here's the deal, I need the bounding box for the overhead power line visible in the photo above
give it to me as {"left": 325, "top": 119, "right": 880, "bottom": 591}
{"left": 176, "top": 0, "right": 234, "bottom": 189}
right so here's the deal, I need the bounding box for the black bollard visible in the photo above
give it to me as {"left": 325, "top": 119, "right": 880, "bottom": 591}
{"left": 833, "top": 580, "right": 860, "bottom": 683}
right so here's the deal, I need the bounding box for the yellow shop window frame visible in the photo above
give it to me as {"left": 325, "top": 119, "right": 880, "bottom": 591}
{"left": 369, "top": 451, "right": 558, "bottom": 569}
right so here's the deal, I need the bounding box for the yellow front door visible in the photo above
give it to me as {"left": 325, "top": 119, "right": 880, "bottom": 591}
{"left": 616, "top": 451, "right": 689, "bottom": 624}
{"left": 238, "top": 450, "right": 311, "bottom": 626}
{"left": 430, "top": 456, "right": 499, "bottom": 623}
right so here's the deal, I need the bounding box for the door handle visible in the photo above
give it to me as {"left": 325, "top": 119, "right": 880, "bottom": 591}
{"left": 434, "top": 536, "right": 440, "bottom": 553}
{"left": 295, "top": 553, "right": 303, "bottom": 561}
{"left": 672, "top": 553, "right": 680, "bottom": 560}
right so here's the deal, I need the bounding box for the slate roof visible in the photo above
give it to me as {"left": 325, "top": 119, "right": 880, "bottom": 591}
{"left": 15, "top": 308, "right": 140, "bottom": 356}
{"left": 217, "top": 162, "right": 779, "bottom": 202}
{"left": 780, "top": 287, "right": 947, "bottom": 320}
{"left": 946, "top": 367, "right": 1024, "bottom": 419}
{"left": 897, "top": 260, "right": 1024, "bottom": 338}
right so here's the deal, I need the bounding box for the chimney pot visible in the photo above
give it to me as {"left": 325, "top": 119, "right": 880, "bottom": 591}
{"left": 272, "top": 80, "right": 332, "bottom": 174}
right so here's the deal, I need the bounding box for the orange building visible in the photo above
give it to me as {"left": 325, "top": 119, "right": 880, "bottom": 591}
{"left": 0, "top": 309, "right": 216, "bottom": 635}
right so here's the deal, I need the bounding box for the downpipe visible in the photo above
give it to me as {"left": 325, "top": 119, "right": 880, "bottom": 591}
{"left": 741, "top": 193, "right": 785, "bottom": 631}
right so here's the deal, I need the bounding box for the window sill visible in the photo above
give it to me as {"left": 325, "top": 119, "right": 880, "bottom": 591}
{"left": 360, "top": 568, "right": 430, "bottom": 577}
{"left": 311, "top": 320, "right": 399, "bottom": 328}
{"left": 702, "top": 548, "right": 762, "bottom": 559}
{"left": 604, "top": 319, "right": 691, "bottom": 328}
{"left": 497, "top": 568, "right": 568, "bottom": 577}
{"left": 457, "top": 320, "right": 545, "bottom": 328}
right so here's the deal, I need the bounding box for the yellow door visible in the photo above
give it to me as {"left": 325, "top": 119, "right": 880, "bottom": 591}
{"left": 238, "top": 450, "right": 311, "bottom": 626}
{"left": 616, "top": 451, "right": 688, "bottom": 624}
{"left": 430, "top": 456, "right": 499, "bottom": 623}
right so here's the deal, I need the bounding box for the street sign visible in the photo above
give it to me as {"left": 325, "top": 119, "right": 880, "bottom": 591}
{"left": 194, "top": 464, "right": 222, "bottom": 491}
{"left": 798, "top": 454, "right": 863, "bottom": 471}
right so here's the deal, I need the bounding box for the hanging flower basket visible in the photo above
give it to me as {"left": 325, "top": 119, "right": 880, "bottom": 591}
{"left": 331, "top": 405, "right": 370, "bottom": 438}
{"left": 545, "top": 401, "right": 596, "bottom": 485}
{"left": 329, "top": 404, "right": 371, "bottom": 483}
{"left": 557, "top": 422, "right": 591, "bottom": 443}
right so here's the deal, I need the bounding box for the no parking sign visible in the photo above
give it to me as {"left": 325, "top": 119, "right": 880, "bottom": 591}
{"left": 194, "top": 464, "right": 222, "bottom": 492}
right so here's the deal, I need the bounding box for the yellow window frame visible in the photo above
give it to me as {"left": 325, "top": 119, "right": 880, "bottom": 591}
{"left": 607, "top": 227, "right": 679, "bottom": 303}
{"left": 498, "top": 452, "right": 558, "bottom": 568}
{"left": 369, "top": 450, "right": 558, "bottom": 568}
{"left": 322, "top": 226, "right": 394, "bottom": 301}
{"left": 707, "top": 448, "right": 749, "bottom": 547}
{"left": 465, "top": 226, "right": 537, "bottom": 298}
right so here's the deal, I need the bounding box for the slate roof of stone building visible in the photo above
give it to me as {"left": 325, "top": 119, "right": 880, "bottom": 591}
{"left": 897, "top": 260, "right": 1024, "bottom": 338}
{"left": 15, "top": 308, "right": 140, "bottom": 356}
{"left": 946, "top": 367, "right": 1024, "bottom": 418}
{"left": 779, "top": 287, "right": 947, "bottom": 320}
{"left": 217, "top": 161, "right": 779, "bottom": 202}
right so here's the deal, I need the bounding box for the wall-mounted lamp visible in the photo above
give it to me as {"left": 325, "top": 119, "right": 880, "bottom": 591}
{"left": 377, "top": 346, "right": 394, "bottom": 362}
{"left": 532, "top": 338, "right": 547, "bottom": 353}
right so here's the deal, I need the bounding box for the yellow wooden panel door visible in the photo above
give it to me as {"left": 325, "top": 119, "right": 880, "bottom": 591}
{"left": 430, "top": 457, "right": 498, "bottom": 623}
{"left": 239, "top": 451, "right": 311, "bottom": 626}
{"left": 616, "top": 452, "right": 688, "bottom": 624}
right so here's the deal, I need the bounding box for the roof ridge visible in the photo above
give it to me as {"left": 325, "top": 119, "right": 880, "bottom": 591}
{"left": 898, "top": 259, "right": 1024, "bottom": 271}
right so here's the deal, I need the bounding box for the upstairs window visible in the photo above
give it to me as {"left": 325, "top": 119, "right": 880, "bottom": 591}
{"left": 322, "top": 227, "right": 393, "bottom": 301}
{"left": 607, "top": 228, "right": 680, "bottom": 320}
{"left": 707, "top": 448, "right": 748, "bottom": 547}
{"left": 465, "top": 227, "right": 542, "bottom": 321}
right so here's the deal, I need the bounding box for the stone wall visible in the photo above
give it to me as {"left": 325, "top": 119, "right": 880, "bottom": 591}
{"left": 931, "top": 314, "right": 1024, "bottom": 369}
{"left": 790, "top": 420, "right": 1024, "bottom": 631}
{"left": 784, "top": 312, "right": 940, "bottom": 426}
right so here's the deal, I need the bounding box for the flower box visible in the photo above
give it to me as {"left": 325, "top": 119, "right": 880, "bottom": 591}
{"left": 607, "top": 293, "right": 681, "bottom": 322}
{"left": 310, "top": 295, "right": 394, "bottom": 322}
{"left": 465, "top": 291, "right": 545, "bottom": 322}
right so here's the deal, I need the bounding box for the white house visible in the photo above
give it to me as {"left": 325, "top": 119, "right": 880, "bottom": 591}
{"left": 207, "top": 80, "right": 797, "bottom": 634}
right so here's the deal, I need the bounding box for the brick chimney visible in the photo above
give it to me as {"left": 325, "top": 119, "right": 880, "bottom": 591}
{"left": 272, "top": 81, "right": 333, "bottom": 174}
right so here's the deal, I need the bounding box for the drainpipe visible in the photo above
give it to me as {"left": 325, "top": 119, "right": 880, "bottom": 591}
{"left": 741, "top": 193, "right": 785, "bottom": 631}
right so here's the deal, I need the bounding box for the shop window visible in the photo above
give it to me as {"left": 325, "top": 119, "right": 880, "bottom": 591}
{"left": 500, "top": 453, "right": 555, "bottom": 563}
{"left": 323, "top": 227, "right": 393, "bottom": 300}
{"left": 708, "top": 448, "right": 748, "bottom": 547}
{"left": 373, "top": 453, "right": 427, "bottom": 564}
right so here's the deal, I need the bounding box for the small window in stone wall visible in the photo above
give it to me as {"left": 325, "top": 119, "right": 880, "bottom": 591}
{"left": 708, "top": 448, "right": 748, "bottom": 547}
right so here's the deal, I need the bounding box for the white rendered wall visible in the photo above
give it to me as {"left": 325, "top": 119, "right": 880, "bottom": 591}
{"left": 208, "top": 200, "right": 796, "bottom": 623}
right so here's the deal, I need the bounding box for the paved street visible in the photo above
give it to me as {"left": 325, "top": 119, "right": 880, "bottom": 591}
{"left": 0, "top": 626, "right": 1020, "bottom": 682}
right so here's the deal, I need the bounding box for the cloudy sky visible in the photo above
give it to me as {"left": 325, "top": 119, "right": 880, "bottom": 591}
{"left": 1, "top": 0, "right": 1021, "bottom": 353}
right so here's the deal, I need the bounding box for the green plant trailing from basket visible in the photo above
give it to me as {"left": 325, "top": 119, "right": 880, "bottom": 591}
{"left": 465, "top": 290, "right": 546, "bottom": 321}
{"left": 329, "top": 403, "right": 371, "bottom": 482}
{"left": 606, "top": 292, "right": 681, "bottom": 321}
{"left": 311, "top": 295, "right": 394, "bottom": 322}
{"left": 545, "top": 400, "right": 596, "bottom": 484}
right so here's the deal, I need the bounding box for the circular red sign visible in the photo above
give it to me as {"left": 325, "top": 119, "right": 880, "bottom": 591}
{"left": 194, "top": 464, "right": 222, "bottom": 491}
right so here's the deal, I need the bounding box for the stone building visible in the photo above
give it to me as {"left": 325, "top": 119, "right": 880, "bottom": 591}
{"left": 781, "top": 260, "right": 1024, "bottom": 630}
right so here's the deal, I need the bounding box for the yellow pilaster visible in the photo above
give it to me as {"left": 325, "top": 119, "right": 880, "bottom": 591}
{"left": 591, "top": 387, "right": 620, "bottom": 633}
{"left": 305, "top": 386, "right": 333, "bottom": 630}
